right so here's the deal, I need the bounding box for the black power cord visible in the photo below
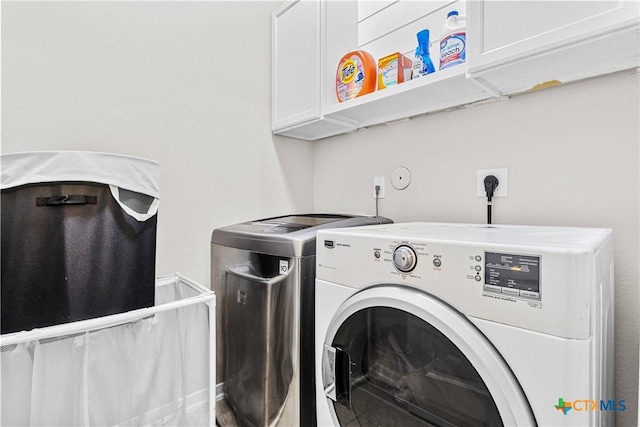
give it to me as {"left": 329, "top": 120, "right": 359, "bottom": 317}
{"left": 375, "top": 185, "right": 381, "bottom": 216}
{"left": 484, "top": 175, "right": 499, "bottom": 224}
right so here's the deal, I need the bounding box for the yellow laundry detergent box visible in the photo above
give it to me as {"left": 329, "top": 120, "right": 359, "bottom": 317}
{"left": 377, "top": 52, "right": 412, "bottom": 90}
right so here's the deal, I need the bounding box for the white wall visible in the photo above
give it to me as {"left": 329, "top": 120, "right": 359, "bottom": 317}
{"left": 2, "top": 1, "right": 638, "bottom": 425}
{"left": 313, "top": 69, "right": 639, "bottom": 425}
{"left": 1, "top": 0, "right": 312, "bottom": 288}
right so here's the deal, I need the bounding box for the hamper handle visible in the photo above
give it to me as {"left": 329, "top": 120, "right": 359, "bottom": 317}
{"left": 36, "top": 195, "right": 97, "bottom": 206}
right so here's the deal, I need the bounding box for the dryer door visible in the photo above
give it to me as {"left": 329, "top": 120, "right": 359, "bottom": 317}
{"left": 322, "top": 286, "right": 536, "bottom": 426}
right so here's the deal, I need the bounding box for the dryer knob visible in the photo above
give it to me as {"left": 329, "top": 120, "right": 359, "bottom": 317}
{"left": 393, "top": 245, "right": 417, "bottom": 272}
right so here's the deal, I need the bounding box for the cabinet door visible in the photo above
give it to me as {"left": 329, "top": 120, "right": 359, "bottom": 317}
{"left": 467, "top": 0, "right": 640, "bottom": 95}
{"left": 469, "top": 0, "right": 639, "bottom": 71}
{"left": 272, "top": 0, "right": 321, "bottom": 131}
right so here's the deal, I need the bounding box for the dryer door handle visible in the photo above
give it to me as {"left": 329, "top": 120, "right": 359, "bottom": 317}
{"left": 322, "top": 344, "right": 351, "bottom": 409}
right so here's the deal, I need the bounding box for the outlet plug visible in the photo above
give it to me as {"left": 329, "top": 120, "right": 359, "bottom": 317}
{"left": 477, "top": 168, "right": 508, "bottom": 197}
{"left": 373, "top": 176, "right": 386, "bottom": 198}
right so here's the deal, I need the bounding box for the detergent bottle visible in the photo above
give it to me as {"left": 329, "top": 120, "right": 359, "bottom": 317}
{"left": 411, "top": 29, "right": 435, "bottom": 79}
{"left": 336, "top": 50, "right": 377, "bottom": 102}
{"left": 439, "top": 10, "right": 466, "bottom": 70}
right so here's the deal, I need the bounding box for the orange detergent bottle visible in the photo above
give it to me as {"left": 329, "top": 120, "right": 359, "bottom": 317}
{"left": 336, "top": 50, "right": 377, "bottom": 102}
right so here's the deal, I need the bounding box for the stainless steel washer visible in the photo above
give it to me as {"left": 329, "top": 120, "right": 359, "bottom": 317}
{"left": 211, "top": 214, "right": 391, "bottom": 427}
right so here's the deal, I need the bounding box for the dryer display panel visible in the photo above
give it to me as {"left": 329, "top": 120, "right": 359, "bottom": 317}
{"left": 484, "top": 252, "right": 541, "bottom": 299}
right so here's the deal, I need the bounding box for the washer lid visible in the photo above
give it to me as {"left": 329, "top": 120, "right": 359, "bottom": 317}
{"left": 232, "top": 214, "right": 354, "bottom": 234}
{"left": 211, "top": 214, "right": 392, "bottom": 257}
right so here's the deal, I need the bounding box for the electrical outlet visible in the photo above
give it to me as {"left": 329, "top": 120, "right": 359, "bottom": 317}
{"left": 373, "top": 176, "right": 386, "bottom": 198}
{"left": 477, "top": 168, "right": 509, "bottom": 197}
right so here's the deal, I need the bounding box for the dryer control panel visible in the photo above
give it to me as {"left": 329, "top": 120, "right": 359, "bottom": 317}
{"left": 316, "top": 222, "right": 611, "bottom": 340}
{"left": 392, "top": 245, "right": 418, "bottom": 272}
{"left": 483, "top": 252, "right": 541, "bottom": 300}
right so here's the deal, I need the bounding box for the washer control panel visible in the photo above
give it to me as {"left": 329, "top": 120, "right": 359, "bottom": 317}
{"left": 392, "top": 245, "right": 417, "bottom": 272}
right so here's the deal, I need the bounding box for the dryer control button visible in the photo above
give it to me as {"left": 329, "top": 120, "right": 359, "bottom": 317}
{"left": 393, "top": 245, "right": 417, "bottom": 272}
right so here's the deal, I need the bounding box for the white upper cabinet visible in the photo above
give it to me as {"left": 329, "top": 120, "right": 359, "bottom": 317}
{"left": 467, "top": 0, "right": 640, "bottom": 94}
{"left": 272, "top": 0, "right": 640, "bottom": 141}
{"left": 271, "top": 1, "right": 322, "bottom": 131}
{"left": 272, "top": 0, "right": 359, "bottom": 140}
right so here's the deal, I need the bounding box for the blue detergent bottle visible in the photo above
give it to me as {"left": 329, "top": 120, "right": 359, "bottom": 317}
{"left": 411, "top": 29, "right": 436, "bottom": 79}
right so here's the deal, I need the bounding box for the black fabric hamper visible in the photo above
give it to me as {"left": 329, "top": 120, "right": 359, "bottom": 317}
{"left": 1, "top": 151, "right": 160, "bottom": 334}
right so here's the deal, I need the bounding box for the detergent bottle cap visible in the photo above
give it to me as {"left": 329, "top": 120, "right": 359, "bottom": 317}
{"left": 447, "top": 10, "right": 459, "bottom": 18}
{"left": 417, "top": 29, "right": 431, "bottom": 48}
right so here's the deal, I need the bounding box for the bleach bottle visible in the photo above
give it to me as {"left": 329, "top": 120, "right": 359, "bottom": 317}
{"left": 411, "top": 29, "right": 435, "bottom": 79}
{"left": 439, "top": 10, "right": 466, "bottom": 70}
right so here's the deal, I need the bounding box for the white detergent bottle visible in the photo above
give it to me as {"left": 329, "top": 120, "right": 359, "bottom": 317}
{"left": 439, "top": 10, "right": 466, "bottom": 70}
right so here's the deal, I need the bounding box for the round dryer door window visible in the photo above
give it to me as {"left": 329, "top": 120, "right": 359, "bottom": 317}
{"left": 321, "top": 287, "right": 535, "bottom": 426}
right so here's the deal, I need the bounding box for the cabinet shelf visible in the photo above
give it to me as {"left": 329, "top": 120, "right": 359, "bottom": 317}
{"left": 323, "top": 66, "right": 496, "bottom": 129}
{"left": 272, "top": 0, "right": 640, "bottom": 142}
{"left": 273, "top": 66, "right": 498, "bottom": 142}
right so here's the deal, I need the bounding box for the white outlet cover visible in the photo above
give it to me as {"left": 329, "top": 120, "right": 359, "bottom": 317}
{"left": 373, "top": 176, "right": 386, "bottom": 198}
{"left": 477, "top": 168, "right": 508, "bottom": 197}
{"left": 391, "top": 167, "right": 411, "bottom": 190}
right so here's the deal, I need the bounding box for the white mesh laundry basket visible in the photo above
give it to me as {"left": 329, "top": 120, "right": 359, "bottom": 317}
{"left": 0, "top": 274, "right": 215, "bottom": 427}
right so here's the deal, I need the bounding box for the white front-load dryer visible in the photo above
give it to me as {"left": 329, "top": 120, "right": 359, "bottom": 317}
{"left": 315, "top": 222, "right": 615, "bottom": 427}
